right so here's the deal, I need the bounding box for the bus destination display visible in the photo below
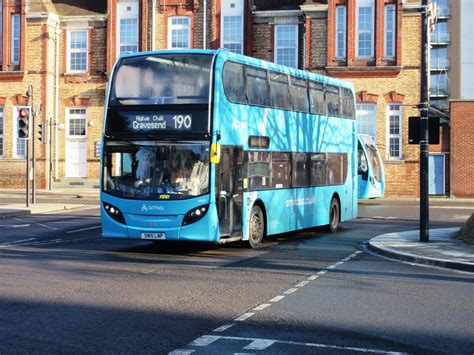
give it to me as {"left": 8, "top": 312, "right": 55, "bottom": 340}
{"left": 132, "top": 113, "right": 192, "bottom": 131}
{"left": 106, "top": 109, "right": 208, "bottom": 135}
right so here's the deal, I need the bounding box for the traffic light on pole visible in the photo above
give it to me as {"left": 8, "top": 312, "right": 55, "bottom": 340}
{"left": 18, "top": 108, "right": 30, "bottom": 138}
{"left": 38, "top": 122, "right": 48, "bottom": 144}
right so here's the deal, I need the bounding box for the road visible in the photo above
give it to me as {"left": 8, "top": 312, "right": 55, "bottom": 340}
{"left": 0, "top": 201, "right": 472, "bottom": 353}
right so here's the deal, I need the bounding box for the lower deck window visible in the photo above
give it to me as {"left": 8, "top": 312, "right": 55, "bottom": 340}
{"left": 246, "top": 151, "right": 348, "bottom": 191}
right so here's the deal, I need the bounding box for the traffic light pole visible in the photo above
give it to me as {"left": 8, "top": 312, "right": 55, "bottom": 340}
{"left": 31, "top": 107, "right": 36, "bottom": 205}
{"left": 25, "top": 137, "right": 29, "bottom": 208}
{"left": 420, "top": 0, "right": 429, "bottom": 242}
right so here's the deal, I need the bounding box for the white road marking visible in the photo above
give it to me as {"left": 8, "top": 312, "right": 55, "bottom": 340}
{"left": 234, "top": 313, "right": 254, "bottom": 321}
{"left": 0, "top": 224, "right": 30, "bottom": 228}
{"left": 308, "top": 275, "right": 319, "bottom": 280}
{"left": 168, "top": 350, "right": 195, "bottom": 355}
{"left": 191, "top": 335, "right": 220, "bottom": 347}
{"left": 327, "top": 265, "right": 336, "bottom": 269}
{"left": 36, "top": 223, "right": 60, "bottom": 230}
{"left": 0, "top": 238, "right": 36, "bottom": 247}
{"left": 295, "top": 281, "right": 309, "bottom": 287}
{"left": 213, "top": 323, "right": 235, "bottom": 332}
{"left": 253, "top": 303, "right": 271, "bottom": 311}
{"left": 244, "top": 339, "right": 275, "bottom": 350}
{"left": 317, "top": 270, "right": 328, "bottom": 275}
{"left": 66, "top": 226, "right": 101, "bottom": 234}
{"left": 335, "top": 261, "right": 345, "bottom": 266}
{"left": 283, "top": 288, "right": 298, "bottom": 295}
{"left": 197, "top": 335, "right": 406, "bottom": 354}
{"left": 269, "top": 295, "right": 285, "bottom": 302}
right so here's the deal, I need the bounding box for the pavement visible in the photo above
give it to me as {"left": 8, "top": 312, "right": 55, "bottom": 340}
{"left": 0, "top": 188, "right": 99, "bottom": 216}
{"left": 0, "top": 188, "right": 473, "bottom": 273}
{"left": 367, "top": 227, "right": 474, "bottom": 273}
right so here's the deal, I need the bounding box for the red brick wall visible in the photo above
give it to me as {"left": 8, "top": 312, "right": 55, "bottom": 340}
{"left": 450, "top": 101, "right": 474, "bottom": 197}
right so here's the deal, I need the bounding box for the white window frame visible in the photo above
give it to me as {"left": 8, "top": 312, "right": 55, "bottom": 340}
{"left": 274, "top": 24, "right": 298, "bottom": 69}
{"left": 356, "top": 103, "right": 377, "bottom": 140}
{"left": 11, "top": 14, "right": 20, "bottom": 64}
{"left": 384, "top": 4, "right": 396, "bottom": 59}
{"left": 386, "top": 104, "right": 403, "bottom": 160}
{"left": 117, "top": 1, "right": 139, "bottom": 56}
{"left": 0, "top": 106, "right": 4, "bottom": 158}
{"left": 168, "top": 16, "right": 191, "bottom": 49}
{"left": 221, "top": 0, "right": 244, "bottom": 54}
{"left": 356, "top": 0, "right": 375, "bottom": 59}
{"left": 335, "top": 5, "right": 347, "bottom": 59}
{"left": 12, "top": 106, "right": 28, "bottom": 158}
{"left": 67, "top": 30, "right": 88, "bottom": 73}
{"left": 66, "top": 108, "right": 88, "bottom": 139}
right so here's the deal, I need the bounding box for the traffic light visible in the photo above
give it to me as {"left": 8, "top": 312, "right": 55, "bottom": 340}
{"left": 38, "top": 122, "right": 48, "bottom": 144}
{"left": 18, "top": 108, "right": 29, "bottom": 138}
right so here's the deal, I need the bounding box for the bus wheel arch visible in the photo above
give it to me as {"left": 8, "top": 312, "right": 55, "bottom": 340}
{"left": 326, "top": 193, "right": 341, "bottom": 233}
{"left": 245, "top": 200, "right": 267, "bottom": 249}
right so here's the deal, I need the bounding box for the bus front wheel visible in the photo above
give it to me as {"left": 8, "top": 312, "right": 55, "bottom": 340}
{"left": 245, "top": 205, "right": 265, "bottom": 248}
{"left": 326, "top": 197, "right": 340, "bottom": 233}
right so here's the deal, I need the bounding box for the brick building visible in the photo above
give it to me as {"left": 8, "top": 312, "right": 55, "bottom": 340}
{"left": 0, "top": 0, "right": 463, "bottom": 197}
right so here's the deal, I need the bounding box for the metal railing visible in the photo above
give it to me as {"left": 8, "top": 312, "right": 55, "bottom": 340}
{"left": 430, "top": 57, "right": 450, "bottom": 70}
{"left": 436, "top": 5, "right": 451, "bottom": 19}
{"left": 429, "top": 84, "right": 450, "bottom": 97}
{"left": 430, "top": 31, "right": 451, "bottom": 45}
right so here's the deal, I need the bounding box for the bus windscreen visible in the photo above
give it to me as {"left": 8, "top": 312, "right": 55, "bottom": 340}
{"left": 110, "top": 54, "right": 213, "bottom": 106}
{"left": 103, "top": 141, "right": 210, "bottom": 200}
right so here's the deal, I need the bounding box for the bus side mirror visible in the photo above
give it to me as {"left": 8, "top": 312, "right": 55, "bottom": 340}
{"left": 210, "top": 143, "right": 221, "bottom": 164}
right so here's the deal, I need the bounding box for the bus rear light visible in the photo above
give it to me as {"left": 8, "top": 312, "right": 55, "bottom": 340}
{"left": 103, "top": 202, "right": 126, "bottom": 225}
{"left": 182, "top": 204, "right": 209, "bottom": 226}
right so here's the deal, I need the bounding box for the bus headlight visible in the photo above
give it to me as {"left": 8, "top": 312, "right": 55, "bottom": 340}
{"left": 182, "top": 204, "right": 209, "bottom": 226}
{"left": 103, "top": 202, "right": 126, "bottom": 225}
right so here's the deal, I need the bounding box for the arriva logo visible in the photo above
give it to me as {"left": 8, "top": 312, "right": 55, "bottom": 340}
{"left": 232, "top": 119, "right": 248, "bottom": 130}
{"left": 141, "top": 204, "right": 165, "bottom": 212}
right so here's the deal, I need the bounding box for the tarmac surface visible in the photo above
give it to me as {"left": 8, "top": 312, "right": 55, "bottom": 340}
{"left": 1, "top": 188, "right": 473, "bottom": 273}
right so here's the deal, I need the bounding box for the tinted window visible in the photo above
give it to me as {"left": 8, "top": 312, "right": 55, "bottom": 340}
{"left": 248, "top": 151, "right": 271, "bottom": 190}
{"left": 272, "top": 152, "right": 291, "bottom": 188}
{"left": 309, "top": 81, "right": 326, "bottom": 115}
{"left": 248, "top": 136, "right": 270, "bottom": 149}
{"left": 310, "top": 153, "right": 328, "bottom": 186}
{"left": 327, "top": 153, "right": 347, "bottom": 185}
{"left": 223, "top": 62, "right": 247, "bottom": 104}
{"left": 290, "top": 76, "right": 309, "bottom": 112}
{"left": 292, "top": 153, "right": 310, "bottom": 187}
{"left": 111, "top": 54, "right": 212, "bottom": 105}
{"left": 326, "top": 85, "right": 340, "bottom": 116}
{"left": 269, "top": 72, "right": 291, "bottom": 110}
{"left": 341, "top": 88, "right": 355, "bottom": 119}
{"left": 246, "top": 67, "right": 270, "bottom": 107}
{"left": 310, "top": 153, "right": 348, "bottom": 186}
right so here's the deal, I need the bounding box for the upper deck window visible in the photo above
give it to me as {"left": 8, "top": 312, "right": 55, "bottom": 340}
{"left": 110, "top": 54, "right": 212, "bottom": 106}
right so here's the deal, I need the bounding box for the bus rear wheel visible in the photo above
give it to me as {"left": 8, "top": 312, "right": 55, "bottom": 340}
{"left": 245, "top": 205, "right": 265, "bottom": 249}
{"left": 326, "top": 197, "right": 340, "bottom": 233}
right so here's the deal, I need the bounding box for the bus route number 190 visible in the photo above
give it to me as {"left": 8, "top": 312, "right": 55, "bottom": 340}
{"left": 173, "top": 114, "right": 192, "bottom": 130}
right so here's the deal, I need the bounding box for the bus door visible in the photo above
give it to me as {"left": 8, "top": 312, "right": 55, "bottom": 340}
{"left": 217, "top": 147, "right": 243, "bottom": 238}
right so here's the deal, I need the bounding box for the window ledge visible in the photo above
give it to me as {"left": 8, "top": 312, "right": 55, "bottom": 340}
{"left": 0, "top": 71, "right": 26, "bottom": 81}
{"left": 384, "top": 159, "right": 405, "bottom": 164}
{"left": 64, "top": 73, "right": 90, "bottom": 83}
{"left": 326, "top": 66, "right": 402, "bottom": 78}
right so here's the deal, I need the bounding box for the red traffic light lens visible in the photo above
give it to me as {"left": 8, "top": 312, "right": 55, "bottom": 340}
{"left": 19, "top": 108, "right": 28, "bottom": 118}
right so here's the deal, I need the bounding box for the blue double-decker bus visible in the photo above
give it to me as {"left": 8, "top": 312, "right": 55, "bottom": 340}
{"left": 101, "top": 49, "right": 358, "bottom": 248}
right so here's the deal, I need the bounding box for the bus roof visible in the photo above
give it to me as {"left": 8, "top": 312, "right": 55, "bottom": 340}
{"left": 117, "top": 49, "right": 355, "bottom": 92}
